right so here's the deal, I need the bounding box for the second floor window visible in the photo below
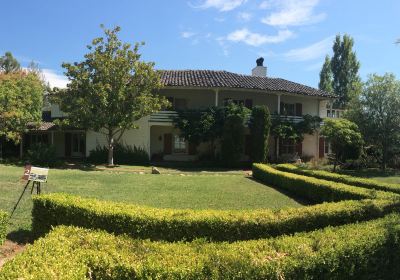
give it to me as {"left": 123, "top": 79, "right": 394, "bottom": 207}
{"left": 166, "top": 97, "right": 188, "bottom": 111}
{"left": 223, "top": 98, "right": 253, "bottom": 109}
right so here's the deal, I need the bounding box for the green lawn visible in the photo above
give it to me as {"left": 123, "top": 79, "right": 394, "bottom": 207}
{"left": 0, "top": 164, "right": 303, "bottom": 239}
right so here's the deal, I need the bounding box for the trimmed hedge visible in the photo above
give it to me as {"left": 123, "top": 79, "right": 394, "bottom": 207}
{"left": 252, "top": 164, "right": 397, "bottom": 203}
{"left": 2, "top": 215, "right": 400, "bottom": 279}
{"left": 32, "top": 193, "right": 400, "bottom": 242}
{"left": 0, "top": 211, "right": 7, "bottom": 245}
{"left": 276, "top": 163, "right": 400, "bottom": 194}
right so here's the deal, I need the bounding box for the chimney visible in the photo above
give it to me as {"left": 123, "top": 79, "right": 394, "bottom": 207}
{"left": 252, "top": 57, "right": 267, "bottom": 77}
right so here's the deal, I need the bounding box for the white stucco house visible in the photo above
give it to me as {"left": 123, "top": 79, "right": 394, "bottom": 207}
{"left": 22, "top": 58, "right": 337, "bottom": 162}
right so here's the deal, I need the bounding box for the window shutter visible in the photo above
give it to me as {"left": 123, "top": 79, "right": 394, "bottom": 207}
{"left": 319, "top": 137, "right": 325, "bottom": 158}
{"left": 296, "top": 140, "right": 302, "bottom": 156}
{"left": 244, "top": 99, "right": 253, "bottom": 109}
{"left": 164, "top": 133, "right": 172, "bottom": 155}
{"left": 295, "top": 103, "right": 302, "bottom": 116}
{"left": 188, "top": 142, "right": 197, "bottom": 155}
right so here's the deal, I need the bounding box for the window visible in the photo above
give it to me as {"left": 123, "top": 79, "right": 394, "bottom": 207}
{"left": 280, "top": 139, "right": 296, "bottom": 155}
{"left": 280, "top": 103, "right": 295, "bottom": 116}
{"left": 324, "top": 140, "right": 330, "bottom": 154}
{"left": 30, "top": 134, "right": 49, "bottom": 145}
{"left": 165, "top": 97, "right": 188, "bottom": 111}
{"left": 173, "top": 135, "right": 187, "bottom": 153}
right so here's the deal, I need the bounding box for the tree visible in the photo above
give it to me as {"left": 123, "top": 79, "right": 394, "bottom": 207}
{"left": 0, "top": 52, "right": 21, "bottom": 73}
{"left": 58, "top": 25, "right": 168, "bottom": 165}
{"left": 318, "top": 55, "right": 333, "bottom": 93}
{"left": 249, "top": 106, "right": 271, "bottom": 163}
{"left": 320, "top": 118, "right": 363, "bottom": 171}
{"left": 221, "top": 114, "right": 245, "bottom": 165}
{"left": 0, "top": 71, "right": 44, "bottom": 157}
{"left": 331, "top": 34, "right": 362, "bottom": 108}
{"left": 346, "top": 73, "right": 400, "bottom": 170}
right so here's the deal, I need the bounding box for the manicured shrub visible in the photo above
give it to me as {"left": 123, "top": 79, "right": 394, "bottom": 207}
{"left": 31, "top": 193, "right": 400, "bottom": 242}
{"left": 87, "top": 143, "right": 149, "bottom": 165}
{"left": 249, "top": 105, "right": 271, "bottom": 163}
{"left": 221, "top": 114, "right": 245, "bottom": 165}
{"left": 276, "top": 163, "right": 400, "bottom": 194}
{"left": 3, "top": 214, "right": 400, "bottom": 279}
{"left": 0, "top": 210, "right": 8, "bottom": 245}
{"left": 252, "top": 163, "right": 397, "bottom": 203}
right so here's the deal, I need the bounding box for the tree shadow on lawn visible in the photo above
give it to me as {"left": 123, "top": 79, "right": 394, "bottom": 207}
{"left": 246, "top": 177, "right": 312, "bottom": 206}
{"left": 6, "top": 229, "right": 33, "bottom": 245}
{"left": 339, "top": 168, "right": 399, "bottom": 178}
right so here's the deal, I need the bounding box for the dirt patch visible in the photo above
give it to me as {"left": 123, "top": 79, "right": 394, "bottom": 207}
{"left": 0, "top": 240, "right": 26, "bottom": 268}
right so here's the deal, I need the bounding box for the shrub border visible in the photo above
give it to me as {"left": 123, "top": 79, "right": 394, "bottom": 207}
{"left": 0, "top": 210, "right": 7, "bottom": 245}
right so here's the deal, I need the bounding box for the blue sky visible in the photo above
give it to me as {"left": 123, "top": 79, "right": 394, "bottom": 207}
{"left": 1, "top": 0, "right": 399, "bottom": 88}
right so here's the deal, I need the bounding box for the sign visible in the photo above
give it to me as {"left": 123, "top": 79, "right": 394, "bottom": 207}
{"left": 22, "top": 166, "right": 49, "bottom": 182}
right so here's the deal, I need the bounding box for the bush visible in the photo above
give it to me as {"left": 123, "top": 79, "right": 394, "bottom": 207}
{"left": 0, "top": 210, "right": 8, "bottom": 245}
{"left": 87, "top": 143, "right": 149, "bottom": 165}
{"left": 249, "top": 106, "right": 271, "bottom": 163}
{"left": 252, "top": 164, "right": 396, "bottom": 203}
{"left": 221, "top": 114, "right": 245, "bottom": 165}
{"left": 276, "top": 163, "right": 400, "bottom": 194}
{"left": 3, "top": 214, "right": 400, "bottom": 279}
{"left": 26, "top": 143, "right": 58, "bottom": 167}
{"left": 31, "top": 193, "right": 400, "bottom": 242}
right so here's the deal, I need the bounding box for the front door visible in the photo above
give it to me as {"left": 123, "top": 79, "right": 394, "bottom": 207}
{"left": 71, "top": 132, "right": 85, "bottom": 158}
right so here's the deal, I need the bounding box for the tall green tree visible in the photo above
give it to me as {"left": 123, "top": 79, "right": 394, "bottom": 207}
{"left": 249, "top": 106, "right": 271, "bottom": 163}
{"left": 346, "top": 73, "right": 400, "bottom": 170}
{"left": 0, "top": 71, "right": 44, "bottom": 157}
{"left": 331, "top": 34, "right": 362, "bottom": 108}
{"left": 0, "top": 52, "right": 21, "bottom": 73}
{"left": 58, "top": 25, "right": 168, "bottom": 165}
{"left": 321, "top": 118, "right": 363, "bottom": 171}
{"left": 318, "top": 55, "right": 333, "bottom": 93}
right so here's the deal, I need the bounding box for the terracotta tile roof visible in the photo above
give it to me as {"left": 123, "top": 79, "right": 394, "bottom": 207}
{"left": 159, "top": 70, "right": 336, "bottom": 98}
{"left": 27, "top": 122, "right": 57, "bottom": 131}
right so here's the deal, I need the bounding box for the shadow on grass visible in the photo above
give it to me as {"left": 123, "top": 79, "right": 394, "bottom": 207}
{"left": 339, "top": 168, "right": 399, "bottom": 178}
{"left": 6, "top": 229, "right": 33, "bottom": 245}
{"left": 246, "top": 177, "right": 312, "bottom": 206}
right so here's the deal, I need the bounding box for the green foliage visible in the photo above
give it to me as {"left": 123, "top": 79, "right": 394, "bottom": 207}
{"left": 321, "top": 118, "right": 363, "bottom": 170}
{"left": 31, "top": 188, "right": 400, "bottom": 242}
{"left": 221, "top": 114, "right": 245, "bottom": 165}
{"left": 0, "top": 52, "right": 21, "bottom": 74}
{"left": 4, "top": 214, "right": 400, "bottom": 279}
{"left": 346, "top": 73, "right": 400, "bottom": 170}
{"left": 319, "top": 55, "right": 334, "bottom": 93}
{"left": 0, "top": 210, "right": 8, "bottom": 245}
{"left": 331, "top": 34, "right": 362, "bottom": 108}
{"left": 0, "top": 71, "right": 44, "bottom": 143}
{"left": 276, "top": 163, "right": 400, "bottom": 194}
{"left": 87, "top": 143, "right": 149, "bottom": 165}
{"left": 252, "top": 164, "right": 395, "bottom": 203}
{"left": 26, "top": 143, "right": 58, "bottom": 167}
{"left": 57, "top": 25, "right": 168, "bottom": 165}
{"left": 271, "top": 114, "right": 321, "bottom": 142}
{"left": 249, "top": 106, "right": 271, "bottom": 162}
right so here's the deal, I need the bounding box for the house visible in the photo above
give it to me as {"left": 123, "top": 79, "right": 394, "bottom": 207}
{"left": 21, "top": 58, "right": 336, "bottom": 162}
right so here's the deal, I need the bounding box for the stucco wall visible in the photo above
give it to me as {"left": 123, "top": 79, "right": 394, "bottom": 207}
{"left": 302, "top": 133, "right": 318, "bottom": 158}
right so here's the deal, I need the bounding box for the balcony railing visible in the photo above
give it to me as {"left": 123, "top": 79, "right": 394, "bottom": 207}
{"left": 149, "top": 111, "right": 306, "bottom": 124}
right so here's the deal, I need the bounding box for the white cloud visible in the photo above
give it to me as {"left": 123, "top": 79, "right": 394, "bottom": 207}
{"left": 42, "top": 69, "right": 68, "bottom": 88}
{"left": 237, "top": 12, "right": 252, "bottom": 21}
{"left": 226, "top": 28, "right": 293, "bottom": 47}
{"left": 284, "top": 36, "right": 333, "bottom": 61}
{"left": 191, "top": 0, "right": 247, "bottom": 12}
{"left": 261, "top": 0, "right": 326, "bottom": 27}
{"left": 181, "top": 31, "right": 196, "bottom": 39}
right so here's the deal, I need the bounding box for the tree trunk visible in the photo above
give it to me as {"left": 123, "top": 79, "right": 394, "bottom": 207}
{"left": 107, "top": 130, "right": 114, "bottom": 166}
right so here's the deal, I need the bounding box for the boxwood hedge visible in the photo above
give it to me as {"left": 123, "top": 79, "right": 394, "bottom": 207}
{"left": 252, "top": 164, "right": 397, "bottom": 203}
{"left": 275, "top": 163, "right": 400, "bottom": 194}
{"left": 32, "top": 193, "right": 400, "bottom": 242}
{"left": 0, "top": 210, "right": 8, "bottom": 245}
{"left": 2, "top": 214, "right": 400, "bottom": 279}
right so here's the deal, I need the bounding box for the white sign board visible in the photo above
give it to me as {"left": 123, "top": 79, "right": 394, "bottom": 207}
{"left": 25, "top": 166, "right": 49, "bottom": 182}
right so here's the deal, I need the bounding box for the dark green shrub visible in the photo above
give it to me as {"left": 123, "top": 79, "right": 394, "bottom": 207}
{"left": 221, "top": 115, "right": 245, "bottom": 165}
{"left": 252, "top": 164, "right": 396, "bottom": 203}
{"left": 0, "top": 210, "right": 8, "bottom": 245}
{"left": 31, "top": 193, "right": 400, "bottom": 242}
{"left": 26, "top": 143, "right": 58, "bottom": 167}
{"left": 87, "top": 143, "right": 149, "bottom": 165}
{"left": 249, "top": 105, "right": 271, "bottom": 163}
{"left": 3, "top": 214, "right": 400, "bottom": 279}
{"left": 276, "top": 163, "right": 400, "bottom": 194}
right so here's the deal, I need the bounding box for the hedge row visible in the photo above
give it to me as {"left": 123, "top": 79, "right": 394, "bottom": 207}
{"left": 2, "top": 214, "right": 400, "bottom": 279}
{"left": 252, "top": 164, "right": 397, "bottom": 203}
{"left": 31, "top": 193, "right": 400, "bottom": 242}
{"left": 0, "top": 211, "right": 7, "bottom": 245}
{"left": 275, "top": 163, "right": 400, "bottom": 194}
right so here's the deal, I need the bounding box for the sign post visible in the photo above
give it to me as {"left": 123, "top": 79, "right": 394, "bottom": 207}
{"left": 10, "top": 164, "right": 49, "bottom": 217}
